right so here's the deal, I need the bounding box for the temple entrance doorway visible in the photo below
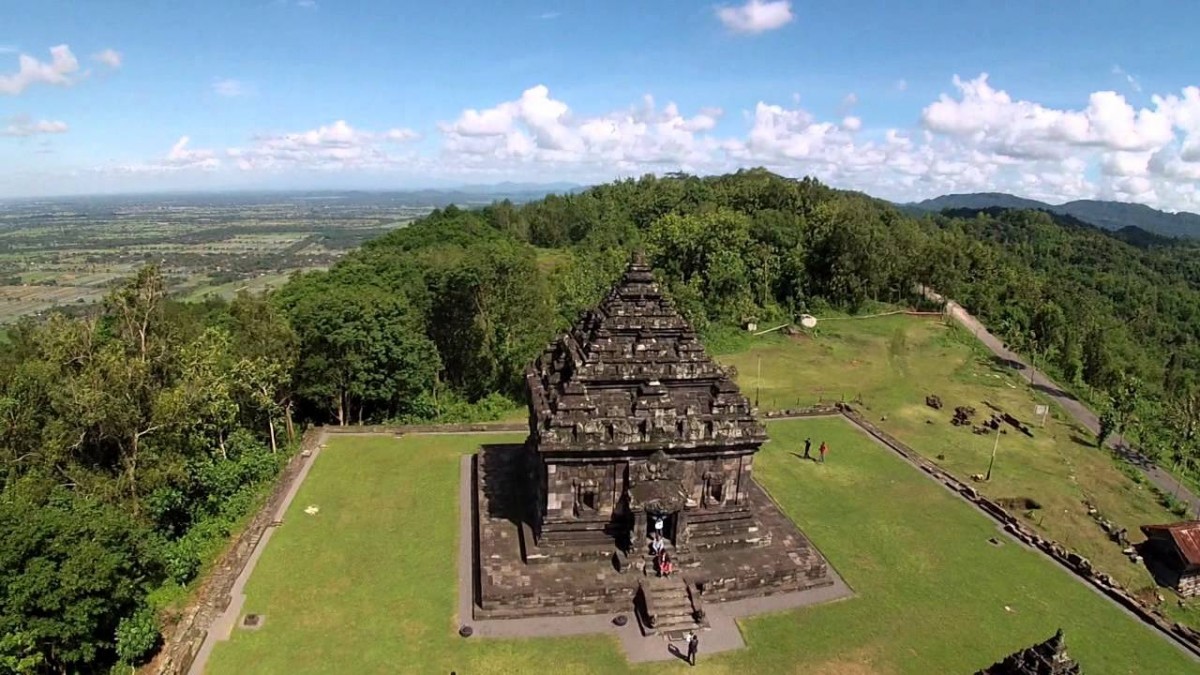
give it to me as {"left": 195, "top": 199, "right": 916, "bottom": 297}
{"left": 650, "top": 511, "right": 679, "bottom": 546}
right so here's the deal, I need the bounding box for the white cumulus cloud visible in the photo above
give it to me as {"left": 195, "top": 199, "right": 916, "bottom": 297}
{"left": 439, "top": 85, "right": 723, "bottom": 172}
{"left": 92, "top": 49, "right": 122, "bottom": 69}
{"left": 105, "top": 136, "right": 220, "bottom": 174}
{"left": 227, "top": 120, "right": 420, "bottom": 171}
{"left": 166, "top": 136, "right": 218, "bottom": 169}
{"left": 0, "top": 45, "right": 81, "bottom": 95}
{"left": 1, "top": 115, "right": 68, "bottom": 137}
{"left": 213, "top": 78, "right": 251, "bottom": 97}
{"left": 1112, "top": 65, "right": 1141, "bottom": 93}
{"left": 716, "top": 0, "right": 793, "bottom": 35}
{"left": 921, "top": 74, "right": 1174, "bottom": 158}
{"left": 92, "top": 74, "right": 1200, "bottom": 213}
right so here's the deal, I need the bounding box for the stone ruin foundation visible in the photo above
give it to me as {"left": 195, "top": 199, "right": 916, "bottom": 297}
{"left": 974, "top": 629, "right": 1081, "bottom": 674}
{"left": 473, "top": 253, "right": 833, "bottom": 635}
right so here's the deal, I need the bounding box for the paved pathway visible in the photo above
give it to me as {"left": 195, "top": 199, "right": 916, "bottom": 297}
{"left": 935, "top": 294, "right": 1200, "bottom": 516}
{"left": 455, "top": 455, "right": 854, "bottom": 664}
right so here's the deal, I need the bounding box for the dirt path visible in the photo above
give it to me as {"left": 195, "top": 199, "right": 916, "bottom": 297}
{"left": 936, "top": 294, "right": 1200, "bottom": 517}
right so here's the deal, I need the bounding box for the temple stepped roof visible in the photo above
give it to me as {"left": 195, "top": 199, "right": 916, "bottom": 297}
{"left": 526, "top": 253, "right": 766, "bottom": 453}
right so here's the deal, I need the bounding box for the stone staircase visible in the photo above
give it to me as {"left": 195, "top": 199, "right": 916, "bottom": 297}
{"left": 637, "top": 575, "right": 708, "bottom": 637}
{"left": 638, "top": 541, "right": 699, "bottom": 572}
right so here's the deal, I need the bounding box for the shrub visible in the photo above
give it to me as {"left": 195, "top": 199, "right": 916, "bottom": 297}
{"left": 164, "top": 535, "right": 202, "bottom": 585}
{"left": 115, "top": 607, "right": 160, "bottom": 666}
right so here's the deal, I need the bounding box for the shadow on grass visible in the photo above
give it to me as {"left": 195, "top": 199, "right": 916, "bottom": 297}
{"left": 1069, "top": 434, "right": 1097, "bottom": 449}
{"left": 989, "top": 354, "right": 1026, "bottom": 372}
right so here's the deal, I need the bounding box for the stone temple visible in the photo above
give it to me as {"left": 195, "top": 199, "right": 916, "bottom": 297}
{"left": 474, "top": 253, "right": 833, "bottom": 633}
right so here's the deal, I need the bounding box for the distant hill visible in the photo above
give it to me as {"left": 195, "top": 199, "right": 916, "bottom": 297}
{"left": 906, "top": 193, "right": 1200, "bottom": 239}
{"left": 455, "top": 181, "right": 586, "bottom": 195}
{"left": 915, "top": 192, "right": 1052, "bottom": 212}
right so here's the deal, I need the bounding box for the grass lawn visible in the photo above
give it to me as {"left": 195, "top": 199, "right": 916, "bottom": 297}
{"left": 205, "top": 423, "right": 1194, "bottom": 674}
{"left": 717, "top": 316, "right": 1185, "bottom": 603}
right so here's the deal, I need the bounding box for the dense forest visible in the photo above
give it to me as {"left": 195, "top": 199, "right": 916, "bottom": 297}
{"left": 3, "top": 169, "right": 1200, "bottom": 672}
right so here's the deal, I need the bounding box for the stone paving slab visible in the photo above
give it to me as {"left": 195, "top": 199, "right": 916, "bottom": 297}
{"left": 456, "top": 454, "right": 854, "bottom": 663}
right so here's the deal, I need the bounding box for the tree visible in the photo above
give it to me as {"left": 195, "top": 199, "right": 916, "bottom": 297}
{"left": 230, "top": 292, "right": 299, "bottom": 445}
{"left": 1098, "top": 405, "right": 1118, "bottom": 448}
{"left": 0, "top": 490, "right": 163, "bottom": 672}
{"left": 289, "top": 284, "right": 440, "bottom": 424}
{"left": 1111, "top": 373, "right": 1143, "bottom": 440}
{"left": 425, "top": 241, "right": 554, "bottom": 400}
{"left": 178, "top": 327, "right": 238, "bottom": 458}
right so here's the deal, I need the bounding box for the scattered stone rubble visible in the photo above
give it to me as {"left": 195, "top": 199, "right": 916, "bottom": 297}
{"left": 1084, "top": 500, "right": 1136, "bottom": 561}
{"left": 952, "top": 405, "right": 977, "bottom": 426}
{"left": 974, "top": 628, "right": 1081, "bottom": 674}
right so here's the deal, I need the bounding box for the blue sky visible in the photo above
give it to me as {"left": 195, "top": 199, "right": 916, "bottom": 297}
{"left": 2, "top": 0, "right": 1199, "bottom": 210}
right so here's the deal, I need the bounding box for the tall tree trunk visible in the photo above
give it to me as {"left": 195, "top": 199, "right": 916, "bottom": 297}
{"left": 126, "top": 436, "right": 139, "bottom": 515}
{"left": 284, "top": 401, "right": 295, "bottom": 442}
{"left": 336, "top": 392, "right": 346, "bottom": 426}
{"left": 218, "top": 430, "right": 227, "bottom": 460}
{"left": 267, "top": 417, "right": 278, "bottom": 454}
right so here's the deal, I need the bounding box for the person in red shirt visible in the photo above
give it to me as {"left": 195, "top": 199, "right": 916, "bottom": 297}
{"left": 819, "top": 441, "right": 828, "bottom": 463}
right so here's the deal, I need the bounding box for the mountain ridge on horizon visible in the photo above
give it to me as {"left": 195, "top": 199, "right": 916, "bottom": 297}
{"left": 905, "top": 192, "right": 1200, "bottom": 239}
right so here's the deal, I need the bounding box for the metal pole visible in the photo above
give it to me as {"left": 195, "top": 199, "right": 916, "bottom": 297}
{"left": 756, "top": 356, "right": 761, "bottom": 408}
{"left": 985, "top": 431, "right": 1000, "bottom": 481}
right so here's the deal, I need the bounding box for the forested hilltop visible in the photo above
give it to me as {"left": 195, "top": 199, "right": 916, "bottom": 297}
{"left": 4, "top": 169, "right": 1200, "bottom": 672}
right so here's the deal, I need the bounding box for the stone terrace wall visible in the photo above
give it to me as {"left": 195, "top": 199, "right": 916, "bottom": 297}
{"left": 323, "top": 421, "right": 527, "bottom": 435}
{"left": 150, "top": 427, "right": 326, "bottom": 675}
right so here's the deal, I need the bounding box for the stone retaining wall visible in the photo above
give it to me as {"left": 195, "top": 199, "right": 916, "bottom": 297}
{"left": 149, "top": 427, "right": 327, "bottom": 675}
{"left": 323, "top": 421, "right": 527, "bottom": 435}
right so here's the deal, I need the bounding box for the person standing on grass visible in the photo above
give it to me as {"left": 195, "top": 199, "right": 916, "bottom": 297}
{"left": 803, "top": 437, "right": 812, "bottom": 459}
{"left": 687, "top": 631, "right": 699, "bottom": 666}
{"left": 819, "top": 441, "right": 828, "bottom": 463}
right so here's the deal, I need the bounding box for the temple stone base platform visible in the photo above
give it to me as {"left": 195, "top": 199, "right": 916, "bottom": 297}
{"left": 474, "top": 445, "right": 834, "bottom": 620}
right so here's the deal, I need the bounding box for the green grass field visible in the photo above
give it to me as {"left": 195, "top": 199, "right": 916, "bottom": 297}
{"left": 205, "top": 423, "right": 1195, "bottom": 674}
{"left": 717, "top": 316, "right": 1185, "bottom": 602}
